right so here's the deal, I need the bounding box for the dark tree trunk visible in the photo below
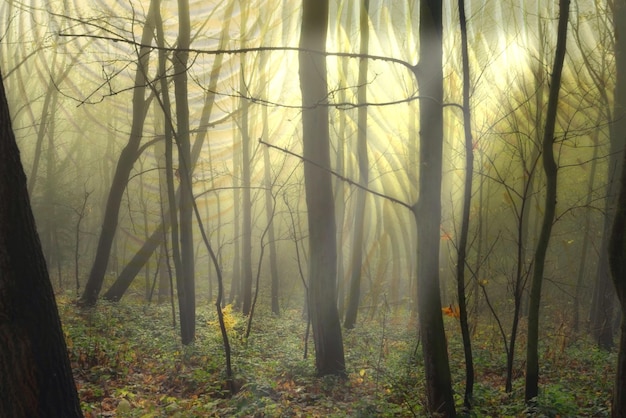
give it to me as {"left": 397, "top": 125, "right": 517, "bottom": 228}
{"left": 299, "top": 0, "right": 346, "bottom": 377}
{"left": 608, "top": 2, "right": 626, "bottom": 413}
{"left": 173, "top": 0, "right": 195, "bottom": 346}
{"left": 456, "top": 0, "right": 475, "bottom": 409}
{"left": 524, "top": 0, "right": 569, "bottom": 402}
{"left": 0, "top": 70, "right": 83, "bottom": 417}
{"left": 414, "top": 1, "right": 456, "bottom": 415}
{"left": 591, "top": 0, "right": 626, "bottom": 350}
{"left": 613, "top": 313, "right": 626, "bottom": 418}
{"left": 609, "top": 121, "right": 626, "bottom": 418}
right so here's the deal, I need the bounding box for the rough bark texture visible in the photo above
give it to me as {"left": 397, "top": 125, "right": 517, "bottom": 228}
{"left": 299, "top": 0, "right": 346, "bottom": 377}
{"left": 525, "top": 0, "right": 569, "bottom": 402}
{"left": 0, "top": 70, "right": 83, "bottom": 417}
{"left": 414, "top": 1, "right": 456, "bottom": 415}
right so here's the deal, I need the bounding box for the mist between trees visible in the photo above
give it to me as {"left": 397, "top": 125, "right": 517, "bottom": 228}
{"left": 1, "top": 0, "right": 626, "bottom": 416}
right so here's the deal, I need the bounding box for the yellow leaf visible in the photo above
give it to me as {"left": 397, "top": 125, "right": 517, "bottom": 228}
{"left": 359, "top": 369, "right": 366, "bottom": 377}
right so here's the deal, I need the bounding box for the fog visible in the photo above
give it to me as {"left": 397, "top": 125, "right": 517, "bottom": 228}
{"left": 0, "top": 0, "right": 613, "bottom": 327}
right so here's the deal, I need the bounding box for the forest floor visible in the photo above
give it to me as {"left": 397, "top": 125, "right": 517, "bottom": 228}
{"left": 58, "top": 295, "right": 615, "bottom": 417}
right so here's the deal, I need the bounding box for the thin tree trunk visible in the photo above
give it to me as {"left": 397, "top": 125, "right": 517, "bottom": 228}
{"left": 263, "top": 144, "right": 281, "bottom": 315}
{"left": 456, "top": 0, "right": 474, "bottom": 408}
{"left": 525, "top": 0, "right": 569, "bottom": 402}
{"left": 344, "top": 0, "right": 370, "bottom": 330}
{"left": 333, "top": 0, "right": 353, "bottom": 317}
{"left": 573, "top": 129, "right": 599, "bottom": 333}
{"left": 240, "top": 56, "right": 253, "bottom": 315}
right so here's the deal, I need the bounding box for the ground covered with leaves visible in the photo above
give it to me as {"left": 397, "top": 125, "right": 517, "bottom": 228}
{"left": 58, "top": 297, "right": 615, "bottom": 417}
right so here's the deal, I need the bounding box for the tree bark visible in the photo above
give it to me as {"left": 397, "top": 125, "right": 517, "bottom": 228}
{"left": 414, "top": 1, "right": 456, "bottom": 415}
{"left": 525, "top": 0, "right": 570, "bottom": 402}
{"left": 299, "top": 0, "right": 346, "bottom": 377}
{"left": 0, "top": 69, "right": 83, "bottom": 417}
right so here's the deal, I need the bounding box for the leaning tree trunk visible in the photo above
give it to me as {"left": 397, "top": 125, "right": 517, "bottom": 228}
{"left": 525, "top": 0, "right": 569, "bottom": 403}
{"left": 413, "top": 1, "right": 456, "bottom": 415}
{"left": 0, "top": 69, "right": 83, "bottom": 418}
{"left": 80, "top": 1, "right": 157, "bottom": 307}
{"left": 299, "top": 0, "right": 346, "bottom": 377}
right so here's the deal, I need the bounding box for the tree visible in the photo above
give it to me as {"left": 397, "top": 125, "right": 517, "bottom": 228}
{"left": 455, "top": 0, "right": 475, "bottom": 408}
{"left": 101, "top": 0, "right": 236, "bottom": 303}
{"left": 299, "top": 0, "right": 346, "bottom": 377}
{"left": 173, "top": 0, "right": 195, "bottom": 345}
{"left": 609, "top": 122, "right": 626, "bottom": 418}
{"left": 0, "top": 69, "right": 83, "bottom": 417}
{"left": 413, "top": 0, "right": 456, "bottom": 415}
{"left": 239, "top": 6, "right": 254, "bottom": 314}
{"left": 525, "top": 0, "right": 570, "bottom": 402}
{"left": 590, "top": 0, "right": 626, "bottom": 352}
{"left": 607, "top": 0, "right": 626, "bottom": 414}
{"left": 80, "top": 0, "right": 157, "bottom": 306}
{"left": 344, "top": 0, "right": 370, "bottom": 330}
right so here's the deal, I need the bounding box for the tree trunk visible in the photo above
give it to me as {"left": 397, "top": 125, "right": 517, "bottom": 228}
{"left": 573, "top": 128, "right": 600, "bottom": 333}
{"left": 80, "top": 1, "right": 157, "bottom": 306}
{"left": 525, "top": 0, "right": 569, "bottom": 402}
{"left": 608, "top": 0, "right": 626, "bottom": 413}
{"left": 609, "top": 121, "right": 626, "bottom": 418}
{"left": 613, "top": 312, "right": 626, "bottom": 418}
{"left": 414, "top": 1, "right": 456, "bottom": 415}
{"left": 263, "top": 144, "right": 281, "bottom": 315}
{"left": 591, "top": 0, "right": 626, "bottom": 351}
{"left": 299, "top": 0, "right": 346, "bottom": 377}
{"left": 456, "top": 0, "right": 475, "bottom": 409}
{"left": 0, "top": 69, "right": 83, "bottom": 418}
{"left": 344, "top": 0, "right": 370, "bottom": 330}
{"left": 240, "top": 55, "right": 253, "bottom": 316}
{"left": 173, "top": 0, "right": 195, "bottom": 346}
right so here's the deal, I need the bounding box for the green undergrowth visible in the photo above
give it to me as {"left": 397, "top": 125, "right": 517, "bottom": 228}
{"left": 58, "top": 296, "right": 614, "bottom": 417}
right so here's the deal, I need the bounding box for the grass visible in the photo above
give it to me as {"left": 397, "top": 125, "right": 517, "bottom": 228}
{"left": 58, "top": 296, "right": 615, "bottom": 417}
